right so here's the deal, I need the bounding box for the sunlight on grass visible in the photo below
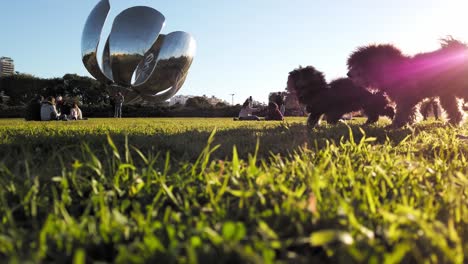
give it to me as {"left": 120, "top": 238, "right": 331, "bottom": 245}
{"left": 0, "top": 117, "right": 467, "bottom": 263}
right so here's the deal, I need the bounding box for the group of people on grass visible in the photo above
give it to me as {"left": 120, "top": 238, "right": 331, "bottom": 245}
{"left": 237, "top": 93, "right": 285, "bottom": 121}
{"left": 29, "top": 91, "right": 284, "bottom": 122}
{"left": 36, "top": 95, "right": 84, "bottom": 121}
{"left": 28, "top": 92, "right": 125, "bottom": 121}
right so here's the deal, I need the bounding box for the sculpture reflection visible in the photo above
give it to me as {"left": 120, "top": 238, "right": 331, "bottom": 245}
{"left": 81, "top": 0, "right": 196, "bottom": 105}
{"left": 81, "top": 0, "right": 112, "bottom": 83}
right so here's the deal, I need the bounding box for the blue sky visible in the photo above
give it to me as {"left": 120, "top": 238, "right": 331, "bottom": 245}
{"left": 1, "top": 0, "right": 468, "bottom": 104}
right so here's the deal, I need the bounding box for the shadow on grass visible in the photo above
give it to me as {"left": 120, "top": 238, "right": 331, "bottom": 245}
{"left": 0, "top": 121, "right": 425, "bottom": 172}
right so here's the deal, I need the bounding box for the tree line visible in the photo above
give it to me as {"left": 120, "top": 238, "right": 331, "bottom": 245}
{"left": 0, "top": 74, "right": 244, "bottom": 118}
{"left": 0, "top": 73, "right": 109, "bottom": 106}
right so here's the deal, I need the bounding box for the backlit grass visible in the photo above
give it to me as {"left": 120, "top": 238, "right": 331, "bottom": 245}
{"left": 0, "top": 117, "right": 468, "bottom": 263}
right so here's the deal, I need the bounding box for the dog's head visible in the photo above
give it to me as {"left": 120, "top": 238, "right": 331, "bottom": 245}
{"left": 347, "top": 44, "right": 406, "bottom": 89}
{"left": 287, "top": 66, "right": 328, "bottom": 104}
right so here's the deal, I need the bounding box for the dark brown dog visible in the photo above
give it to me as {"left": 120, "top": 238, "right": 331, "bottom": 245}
{"left": 347, "top": 38, "right": 468, "bottom": 127}
{"left": 287, "top": 66, "right": 394, "bottom": 127}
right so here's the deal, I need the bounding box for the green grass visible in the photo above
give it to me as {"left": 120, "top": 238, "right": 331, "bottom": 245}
{"left": 1, "top": 117, "right": 468, "bottom": 263}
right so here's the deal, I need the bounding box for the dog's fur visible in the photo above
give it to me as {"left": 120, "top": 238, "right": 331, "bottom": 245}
{"left": 420, "top": 98, "right": 442, "bottom": 121}
{"left": 347, "top": 38, "right": 468, "bottom": 127}
{"left": 287, "top": 66, "right": 395, "bottom": 127}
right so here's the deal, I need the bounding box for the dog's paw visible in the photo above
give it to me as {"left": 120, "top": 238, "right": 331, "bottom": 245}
{"left": 364, "top": 118, "right": 378, "bottom": 125}
{"left": 337, "top": 119, "right": 347, "bottom": 124}
{"left": 447, "top": 120, "right": 463, "bottom": 127}
{"left": 386, "top": 122, "right": 406, "bottom": 129}
{"left": 307, "top": 122, "right": 319, "bottom": 129}
{"left": 307, "top": 116, "right": 322, "bottom": 128}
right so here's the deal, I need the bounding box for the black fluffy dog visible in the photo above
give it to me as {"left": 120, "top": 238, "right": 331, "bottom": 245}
{"left": 287, "top": 66, "right": 395, "bottom": 127}
{"left": 347, "top": 38, "right": 468, "bottom": 127}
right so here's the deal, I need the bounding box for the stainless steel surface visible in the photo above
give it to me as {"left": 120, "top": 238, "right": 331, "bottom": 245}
{"left": 134, "top": 32, "right": 196, "bottom": 99}
{"left": 126, "top": 71, "right": 190, "bottom": 105}
{"left": 133, "top": 35, "right": 166, "bottom": 87}
{"left": 81, "top": 0, "right": 112, "bottom": 83}
{"left": 108, "top": 6, "right": 165, "bottom": 86}
{"left": 81, "top": 1, "right": 196, "bottom": 104}
{"left": 102, "top": 37, "right": 113, "bottom": 81}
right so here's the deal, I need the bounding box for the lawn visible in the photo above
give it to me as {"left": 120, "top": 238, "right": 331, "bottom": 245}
{"left": 0, "top": 117, "right": 468, "bottom": 263}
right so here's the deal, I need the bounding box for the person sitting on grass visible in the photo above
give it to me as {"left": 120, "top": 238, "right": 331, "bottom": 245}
{"left": 25, "top": 95, "right": 44, "bottom": 121}
{"left": 236, "top": 99, "right": 260, "bottom": 121}
{"left": 265, "top": 102, "right": 284, "bottom": 121}
{"left": 274, "top": 92, "right": 286, "bottom": 115}
{"left": 40, "top": 96, "right": 59, "bottom": 121}
{"left": 56, "top": 96, "right": 68, "bottom": 120}
{"left": 69, "top": 103, "right": 83, "bottom": 120}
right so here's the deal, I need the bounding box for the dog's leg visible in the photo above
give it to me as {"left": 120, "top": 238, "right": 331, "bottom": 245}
{"left": 384, "top": 106, "right": 395, "bottom": 121}
{"left": 307, "top": 113, "right": 322, "bottom": 128}
{"left": 391, "top": 101, "right": 419, "bottom": 128}
{"left": 439, "top": 95, "right": 464, "bottom": 126}
{"left": 364, "top": 109, "right": 379, "bottom": 124}
{"left": 432, "top": 100, "right": 440, "bottom": 120}
{"left": 420, "top": 102, "right": 429, "bottom": 120}
{"left": 326, "top": 112, "right": 345, "bottom": 124}
{"left": 365, "top": 115, "right": 379, "bottom": 125}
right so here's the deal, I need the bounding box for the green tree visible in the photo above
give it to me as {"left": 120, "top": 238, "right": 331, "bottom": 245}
{"left": 185, "top": 96, "right": 212, "bottom": 109}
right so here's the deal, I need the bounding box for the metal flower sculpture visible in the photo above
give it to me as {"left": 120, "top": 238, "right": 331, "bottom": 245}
{"left": 81, "top": 0, "right": 196, "bottom": 104}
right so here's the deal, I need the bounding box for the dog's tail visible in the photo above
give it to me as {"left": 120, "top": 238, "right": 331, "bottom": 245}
{"left": 440, "top": 36, "right": 467, "bottom": 50}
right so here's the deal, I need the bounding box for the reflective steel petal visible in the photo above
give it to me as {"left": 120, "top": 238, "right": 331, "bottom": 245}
{"left": 108, "top": 6, "right": 165, "bottom": 86}
{"left": 81, "top": 0, "right": 112, "bottom": 83}
{"left": 133, "top": 31, "right": 196, "bottom": 99}
{"left": 81, "top": 3, "right": 196, "bottom": 105}
{"left": 123, "top": 92, "right": 144, "bottom": 105}
{"left": 133, "top": 34, "right": 166, "bottom": 87}
{"left": 143, "top": 72, "right": 189, "bottom": 102}
{"left": 102, "top": 37, "right": 113, "bottom": 81}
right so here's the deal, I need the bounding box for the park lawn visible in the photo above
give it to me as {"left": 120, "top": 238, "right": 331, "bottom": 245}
{"left": 0, "top": 117, "right": 468, "bottom": 263}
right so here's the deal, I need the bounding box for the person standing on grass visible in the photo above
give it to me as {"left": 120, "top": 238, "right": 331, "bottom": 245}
{"left": 114, "top": 92, "right": 124, "bottom": 118}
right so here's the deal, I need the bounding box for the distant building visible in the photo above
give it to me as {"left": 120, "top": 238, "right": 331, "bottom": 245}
{"left": 169, "top": 95, "right": 194, "bottom": 106}
{"left": 0, "top": 57, "right": 14, "bottom": 77}
{"left": 205, "top": 95, "right": 226, "bottom": 106}
{"left": 169, "top": 94, "right": 228, "bottom": 106}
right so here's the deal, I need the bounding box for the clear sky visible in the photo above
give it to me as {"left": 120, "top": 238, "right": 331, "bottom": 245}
{"left": 1, "top": 0, "right": 468, "bottom": 104}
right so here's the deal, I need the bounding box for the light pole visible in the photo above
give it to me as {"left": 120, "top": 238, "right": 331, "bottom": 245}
{"left": 229, "top": 93, "right": 235, "bottom": 105}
